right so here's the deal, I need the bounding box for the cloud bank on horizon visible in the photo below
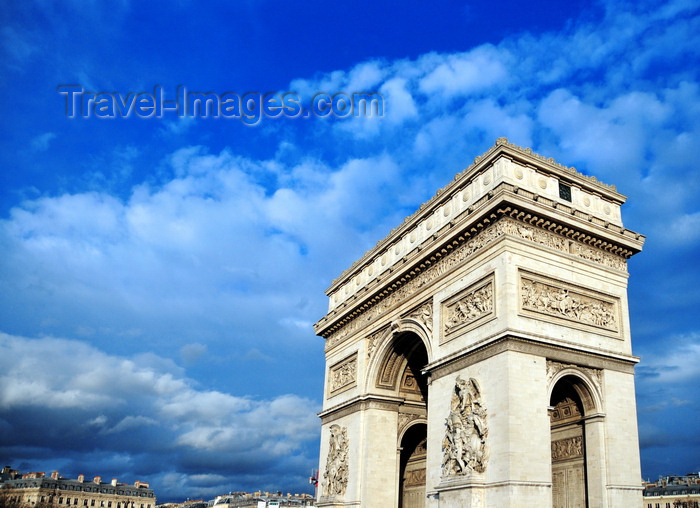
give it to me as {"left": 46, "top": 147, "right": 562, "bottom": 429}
{"left": 1, "top": 0, "right": 699, "bottom": 500}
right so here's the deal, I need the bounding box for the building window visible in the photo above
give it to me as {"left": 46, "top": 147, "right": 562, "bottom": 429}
{"left": 74, "top": 499, "right": 78, "bottom": 505}
{"left": 91, "top": 501, "right": 95, "bottom": 506}
{"left": 558, "top": 181, "right": 572, "bottom": 202}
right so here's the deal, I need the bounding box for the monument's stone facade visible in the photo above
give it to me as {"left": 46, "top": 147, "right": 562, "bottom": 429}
{"left": 314, "top": 139, "right": 645, "bottom": 507}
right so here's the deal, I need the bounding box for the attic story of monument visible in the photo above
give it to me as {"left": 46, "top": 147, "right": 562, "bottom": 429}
{"left": 314, "top": 138, "right": 645, "bottom": 508}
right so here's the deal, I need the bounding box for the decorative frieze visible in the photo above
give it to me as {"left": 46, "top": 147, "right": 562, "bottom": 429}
{"left": 442, "top": 377, "right": 488, "bottom": 476}
{"left": 404, "top": 469, "right": 427, "bottom": 487}
{"left": 329, "top": 354, "right": 357, "bottom": 395}
{"left": 442, "top": 275, "right": 494, "bottom": 342}
{"left": 551, "top": 436, "right": 583, "bottom": 461}
{"left": 520, "top": 273, "right": 619, "bottom": 334}
{"left": 550, "top": 397, "right": 582, "bottom": 424}
{"left": 322, "top": 425, "right": 349, "bottom": 498}
{"left": 324, "top": 218, "right": 509, "bottom": 351}
{"left": 505, "top": 219, "right": 626, "bottom": 271}
{"left": 323, "top": 215, "right": 627, "bottom": 351}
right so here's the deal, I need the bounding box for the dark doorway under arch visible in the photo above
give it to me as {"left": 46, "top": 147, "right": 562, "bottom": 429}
{"left": 399, "top": 423, "right": 427, "bottom": 508}
{"left": 377, "top": 331, "right": 429, "bottom": 508}
{"left": 550, "top": 376, "right": 589, "bottom": 508}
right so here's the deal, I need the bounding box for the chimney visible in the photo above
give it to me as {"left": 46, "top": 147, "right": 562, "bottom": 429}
{"left": 78, "top": 475, "right": 84, "bottom": 483}
{"left": 51, "top": 471, "right": 59, "bottom": 480}
{"left": 94, "top": 476, "right": 101, "bottom": 485}
{"left": 111, "top": 479, "right": 117, "bottom": 487}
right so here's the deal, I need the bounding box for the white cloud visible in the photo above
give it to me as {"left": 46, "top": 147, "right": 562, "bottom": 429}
{"left": 639, "top": 334, "right": 700, "bottom": 384}
{"left": 418, "top": 45, "right": 509, "bottom": 99}
{"left": 380, "top": 78, "right": 417, "bottom": 124}
{"left": 30, "top": 132, "right": 56, "bottom": 152}
{"left": 0, "top": 332, "right": 320, "bottom": 480}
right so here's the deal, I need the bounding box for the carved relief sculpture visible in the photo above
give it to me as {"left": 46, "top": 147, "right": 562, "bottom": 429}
{"left": 404, "top": 469, "right": 427, "bottom": 487}
{"left": 551, "top": 436, "right": 584, "bottom": 461}
{"left": 323, "top": 214, "right": 626, "bottom": 351}
{"left": 443, "top": 280, "right": 494, "bottom": 336}
{"left": 549, "top": 397, "right": 582, "bottom": 424}
{"left": 521, "top": 275, "right": 618, "bottom": 332}
{"left": 398, "top": 412, "right": 422, "bottom": 432}
{"left": 442, "top": 377, "right": 488, "bottom": 476}
{"left": 365, "top": 327, "right": 386, "bottom": 359}
{"left": 406, "top": 301, "right": 434, "bottom": 335}
{"left": 329, "top": 354, "right": 357, "bottom": 395}
{"left": 322, "top": 425, "right": 349, "bottom": 498}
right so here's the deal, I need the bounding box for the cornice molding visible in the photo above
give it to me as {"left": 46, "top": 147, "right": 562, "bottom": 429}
{"left": 326, "top": 138, "right": 628, "bottom": 296}
{"left": 424, "top": 334, "right": 638, "bottom": 382}
{"left": 318, "top": 395, "right": 404, "bottom": 424}
{"left": 316, "top": 190, "right": 641, "bottom": 342}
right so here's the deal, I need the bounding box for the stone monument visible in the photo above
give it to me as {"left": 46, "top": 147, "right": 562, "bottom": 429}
{"left": 314, "top": 139, "right": 645, "bottom": 507}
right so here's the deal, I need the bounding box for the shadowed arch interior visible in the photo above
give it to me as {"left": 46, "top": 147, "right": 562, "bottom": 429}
{"left": 550, "top": 375, "right": 590, "bottom": 508}
{"left": 399, "top": 423, "right": 427, "bottom": 508}
{"left": 375, "top": 332, "right": 429, "bottom": 400}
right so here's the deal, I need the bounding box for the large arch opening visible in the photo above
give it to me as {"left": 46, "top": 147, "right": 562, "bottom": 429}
{"left": 375, "top": 331, "right": 429, "bottom": 508}
{"left": 550, "top": 375, "right": 591, "bottom": 508}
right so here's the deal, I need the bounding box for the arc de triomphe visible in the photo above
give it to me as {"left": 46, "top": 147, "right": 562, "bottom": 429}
{"left": 314, "top": 138, "right": 644, "bottom": 507}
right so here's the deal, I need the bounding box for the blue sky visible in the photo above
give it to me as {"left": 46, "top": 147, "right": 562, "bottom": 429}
{"left": 1, "top": 0, "right": 699, "bottom": 501}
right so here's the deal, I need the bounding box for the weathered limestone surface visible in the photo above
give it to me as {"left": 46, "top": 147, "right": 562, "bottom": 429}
{"left": 315, "top": 139, "right": 645, "bottom": 507}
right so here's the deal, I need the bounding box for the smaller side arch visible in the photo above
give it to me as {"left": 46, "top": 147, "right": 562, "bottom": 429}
{"left": 397, "top": 422, "right": 428, "bottom": 508}
{"left": 548, "top": 365, "right": 604, "bottom": 417}
{"left": 397, "top": 415, "right": 429, "bottom": 445}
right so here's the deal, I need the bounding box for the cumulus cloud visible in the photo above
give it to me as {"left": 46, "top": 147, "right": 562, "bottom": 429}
{"left": 0, "top": 332, "right": 320, "bottom": 498}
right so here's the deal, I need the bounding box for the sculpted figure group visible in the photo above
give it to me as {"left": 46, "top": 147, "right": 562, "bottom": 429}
{"left": 444, "top": 284, "right": 493, "bottom": 334}
{"left": 551, "top": 436, "right": 584, "bottom": 461}
{"left": 322, "top": 425, "right": 349, "bottom": 498}
{"left": 521, "top": 279, "right": 617, "bottom": 329}
{"left": 442, "top": 376, "right": 489, "bottom": 476}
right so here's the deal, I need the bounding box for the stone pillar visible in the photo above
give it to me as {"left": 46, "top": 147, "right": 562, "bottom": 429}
{"left": 583, "top": 414, "right": 607, "bottom": 508}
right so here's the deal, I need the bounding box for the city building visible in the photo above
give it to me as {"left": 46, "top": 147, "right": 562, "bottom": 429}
{"left": 643, "top": 474, "right": 700, "bottom": 508}
{"left": 0, "top": 466, "right": 156, "bottom": 508}
{"left": 157, "top": 491, "right": 313, "bottom": 508}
